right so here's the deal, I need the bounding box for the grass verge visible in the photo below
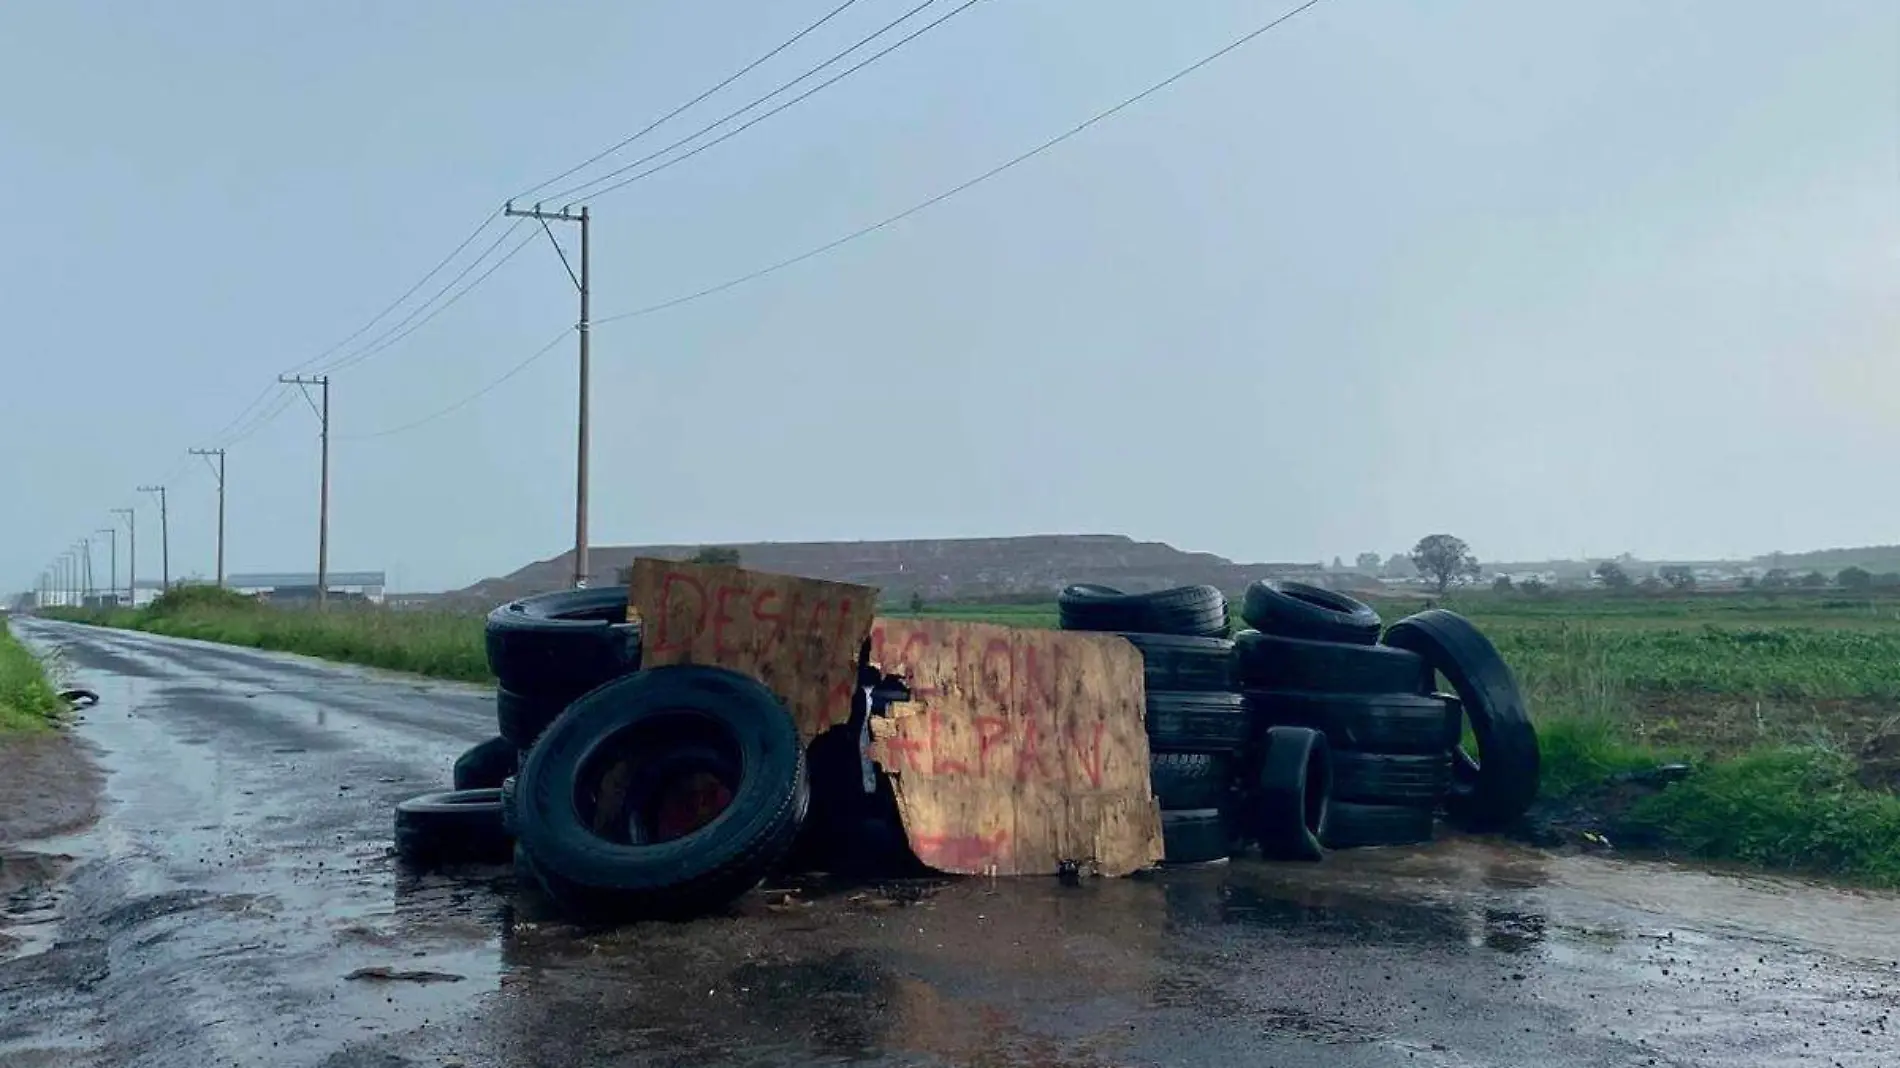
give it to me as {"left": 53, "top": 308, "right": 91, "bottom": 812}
{"left": 0, "top": 619, "right": 63, "bottom": 732}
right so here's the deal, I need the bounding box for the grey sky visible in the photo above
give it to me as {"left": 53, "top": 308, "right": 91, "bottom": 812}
{"left": 4, "top": 1, "right": 1895, "bottom": 593}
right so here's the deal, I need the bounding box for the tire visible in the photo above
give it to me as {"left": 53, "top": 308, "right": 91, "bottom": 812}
{"left": 1149, "top": 752, "right": 1233, "bottom": 809}
{"left": 1146, "top": 691, "right": 1248, "bottom": 752}
{"left": 1330, "top": 751, "right": 1451, "bottom": 807}
{"left": 1321, "top": 800, "right": 1434, "bottom": 849}
{"left": 1117, "top": 633, "right": 1235, "bottom": 692}
{"left": 1239, "top": 580, "right": 1381, "bottom": 645}
{"left": 394, "top": 789, "right": 512, "bottom": 866}
{"left": 484, "top": 587, "right": 642, "bottom": 698}
{"left": 1382, "top": 610, "right": 1540, "bottom": 830}
{"left": 1058, "top": 584, "right": 1228, "bottom": 638}
{"left": 1242, "top": 691, "right": 1458, "bottom": 755}
{"left": 496, "top": 686, "right": 569, "bottom": 751}
{"left": 1251, "top": 725, "right": 1329, "bottom": 862}
{"left": 499, "top": 775, "right": 519, "bottom": 837}
{"left": 452, "top": 735, "right": 518, "bottom": 791}
{"left": 513, "top": 665, "right": 808, "bottom": 920}
{"left": 1160, "top": 808, "right": 1229, "bottom": 864}
{"left": 1232, "top": 630, "right": 1429, "bottom": 695}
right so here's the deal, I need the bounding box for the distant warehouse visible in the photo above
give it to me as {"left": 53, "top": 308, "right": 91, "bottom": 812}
{"left": 228, "top": 571, "right": 386, "bottom": 605}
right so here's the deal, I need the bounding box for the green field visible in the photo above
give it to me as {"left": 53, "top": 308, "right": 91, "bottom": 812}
{"left": 0, "top": 619, "right": 63, "bottom": 732}
{"left": 44, "top": 586, "right": 1900, "bottom": 882}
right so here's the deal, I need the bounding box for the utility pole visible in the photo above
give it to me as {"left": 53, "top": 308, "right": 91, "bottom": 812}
{"left": 112, "top": 507, "right": 135, "bottom": 607}
{"left": 279, "top": 375, "right": 331, "bottom": 608}
{"left": 504, "top": 200, "right": 591, "bottom": 589}
{"left": 139, "top": 485, "right": 169, "bottom": 590}
{"left": 189, "top": 448, "right": 227, "bottom": 586}
{"left": 78, "top": 539, "right": 93, "bottom": 603}
{"left": 96, "top": 527, "right": 117, "bottom": 605}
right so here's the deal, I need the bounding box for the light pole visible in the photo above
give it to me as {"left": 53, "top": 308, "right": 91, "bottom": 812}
{"left": 112, "top": 507, "right": 135, "bottom": 607}
{"left": 96, "top": 527, "right": 117, "bottom": 605}
{"left": 139, "top": 485, "right": 169, "bottom": 590}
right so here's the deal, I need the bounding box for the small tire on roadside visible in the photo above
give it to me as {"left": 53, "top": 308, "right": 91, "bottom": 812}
{"left": 453, "top": 735, "right": 518, "bottom": 791}
{"left": 1160, "top": 808, "right": 1230, "bottom": 865}
{"left": 1320, "top": 800, "right": 1435, "bottom": 849}
{"left": 394, "top": 788, "right": 512, "bottom": 866}
{"left": 484, "top": 587, "right": 642, "bottom": 698}
{"left": 513, "top": 665, "right": 809, "bottom": 921}
{"left": 1251, "top": 725, "right": 1330, "bottom": 862}
{"left": 1058, "top": 584, "right": 1229, "bottom": 638}
{"left": 1329, "top": 751, "right": 1451, "bottom": 807}
{"left": 1232, "top": 630, "right": 1429, "bottom": 695}
{"left": 1239, "top": 580, "right": 1382, "bottom": 646}
{"left": 1146, "top": 691, "right": 1249, "bottom": 753}
{"left": 496, "top": 686, "right": 571, "bottom": 751}
{"left": 1382, "top": 610, "right": 1541, "bottom": 830}
{"left": 1149, "top": 751, "right": 1234, "bottom": 809}
{"left": 1242, "top": 691, "right": 1459, "bottom": 755}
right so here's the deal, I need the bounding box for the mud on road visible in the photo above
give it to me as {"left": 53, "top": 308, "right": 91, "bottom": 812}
{"left": 3, "top": 618, "right": 1897, "bottom": 1068}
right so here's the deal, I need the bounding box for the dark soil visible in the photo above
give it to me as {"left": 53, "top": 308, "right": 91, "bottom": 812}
{"left": 0, "top": 731, "right": 101, "bottom": 844}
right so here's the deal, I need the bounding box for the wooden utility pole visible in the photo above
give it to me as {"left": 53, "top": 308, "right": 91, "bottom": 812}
{"left": 96, "top": 527, "right": 116, "bottom": 605}
{"left": 111, "top": 508, "right": 135, "bottom": 606}
{"left": 279, "top": 375, "right": 331, "bottom": 608}
{"left": 139, "top": 485, "right": 169, "bottom": 590}
{"left": 504, "top": 200, "right": 591, "bottom": 589}
{"left": 189, "top": 448, "right": 226, "bottom": 586}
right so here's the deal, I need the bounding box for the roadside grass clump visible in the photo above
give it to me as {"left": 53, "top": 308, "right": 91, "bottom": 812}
{"left": 0, "top": 621, "right": 63, "bottom": 732}
{"left": 1624, "top": 747, "right": 1900, "bottom": 885}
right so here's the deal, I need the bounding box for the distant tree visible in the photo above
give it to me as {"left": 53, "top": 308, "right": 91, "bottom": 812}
{"left": 1520, "top": 577, "right": 1547, "bottom": 595}
{"left": 1658, "top": 565, "right": 1696, "bottom": 591}
{"left": 1738, "top": 575, "right": 1757, "bottom": 590}
{"left": 1331, "top": 555, "right": 1345, "bottom": 571}
{"left": 1874, "top": 572, "right": 1900, "bottom": 591}
{"left": 1837, "top": 566, "right": 1874, "bottom": 592}
{"left": 1355, "top": 552, "right": 1383, "bottom": 572}
{"left": 907, "top": 590, "right": 926, "bottom": 613}
{"left": 690, "top": 546, "right": 742, "bottom": 566}
{"left": 1798, "top": 570, "right": 1828, "bottom": 589}
{"left": 1594, "top": 561, "right": 1633, "bottom": 590}
{"left": 1492, "top": 575, "right": 1514, "bottom": 592}
{"left": 1410, "top": 534, "right": 1480, "bottom": 594}
{"left": 1638, "top": 575, "right": 1664, "bottom": 592}
{"left": 1759, "top": 568, "right": 1792, "bottom": 590}
{"left": 1382, "top": 553, "right": 1418, "bottom": 579}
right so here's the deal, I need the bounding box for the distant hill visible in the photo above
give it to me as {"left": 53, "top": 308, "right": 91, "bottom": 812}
{"left": 1749, "top": 546, "right": 1900, "bottom": 575}
{"left": 442, "top": 535, "right": 1345, "bottom": 607}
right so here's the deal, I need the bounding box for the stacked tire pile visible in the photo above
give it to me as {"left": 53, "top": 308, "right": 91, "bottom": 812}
{"left": 392, "top": 588, "right": 815, "bottom": 921}
{"left": 1054, "top": 584, "right": 1321, "bottom": 866}
{"left": 1236, "top": 580, "right": 1540, "bottom": 848}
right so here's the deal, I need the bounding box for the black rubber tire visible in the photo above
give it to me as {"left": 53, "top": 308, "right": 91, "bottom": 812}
{"left": 496, "top": 686, "right": 571, "bottom": 751}
{"left": 1160, "top": 808, "right": 1230, "bottom": 864}
{"left": 484, "top": 587, "right": 643, "bottom": 698}
{"left": 1243, "top": 690, "right": 1459, "bottom": 755}
{"left": 1232, "top": 630, "right": 1429, "bottom": 695}
{"left": 1239, "top": 580, "right": 1382, "bottom": 645}
{"left": 1330, "top": 751, "right": 1451, "bottom": 807}
{"left": 1382, "top": 610, "right": 1541, "bottom": 831}
{"left": 452, "top": 735, "right": 518, "bottom": 791}
{"left": 1321, "top": 800, "right": 1435, "bottom": 849}
{"left": 1252, "top": 725, "right": 1329, "bottom": 862}
{"left": 394, "top": 789, "right": 512, "bottom": 866}
{"left": 513, "top": 665, "right": 808, "bottom": 920}
{"left": 1146, "top": 691, "right": 1248, "bottom": 753}
{"left": 1149, "top": 752, "right": 1233, "bottom": 809}
{"left": 1117, "top": 633, "right": 1235, "bottom": 692}
{"left": 1058, "top": 584, "right": 1228, "bottom": 638}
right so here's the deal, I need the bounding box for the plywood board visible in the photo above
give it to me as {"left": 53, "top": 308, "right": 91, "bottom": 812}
{"left": 866, "top": 618, "right": 1162, "bottom": 877}
{"left": 627, "top": 558, "right": 877, "bottom": 740}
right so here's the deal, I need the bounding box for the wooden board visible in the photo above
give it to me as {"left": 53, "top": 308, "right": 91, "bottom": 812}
{"left": 627, "top": 558, "right": 877, "bottom": 740}
{"left": 865, "top": 618, "right": 1162, "bottom": 877}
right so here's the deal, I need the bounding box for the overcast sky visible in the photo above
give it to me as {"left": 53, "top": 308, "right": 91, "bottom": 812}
{"left": 3, "top": 0, "right": 1895, "bottom": 593}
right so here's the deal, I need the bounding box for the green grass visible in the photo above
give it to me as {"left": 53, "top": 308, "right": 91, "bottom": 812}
{"left": 50, "top": 585, "right": 489, "bottom": 683}
{"left": 0, "top": 619, "right": 63, "bottom": 732}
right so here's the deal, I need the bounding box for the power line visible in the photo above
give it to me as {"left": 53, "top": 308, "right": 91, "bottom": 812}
{"left": 542, "top": 0, "right": 978, "bottom": 206}
{"left": 337, "top": 327, "right": 575, "bottom": 441}
{"left": 597, "top": 0, "right": 1330, "bottom": 328}
{"left": 313, "top": 218, "right": 533, "bottom": 376}
{"left": 514, "top": 0, "right": 868, "bottom": 203}
{"left": 281, "top": 212, "right": 504, "bottom": 377}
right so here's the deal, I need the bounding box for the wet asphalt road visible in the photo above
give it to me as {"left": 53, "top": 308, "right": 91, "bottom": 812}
{"left": 4, "top": 619, "right": 1898, "bottom": 1068}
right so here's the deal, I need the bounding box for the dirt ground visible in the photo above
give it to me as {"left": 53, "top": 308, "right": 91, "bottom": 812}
{"left": 0, "top": 730, "right": 100, "bottom": 844}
